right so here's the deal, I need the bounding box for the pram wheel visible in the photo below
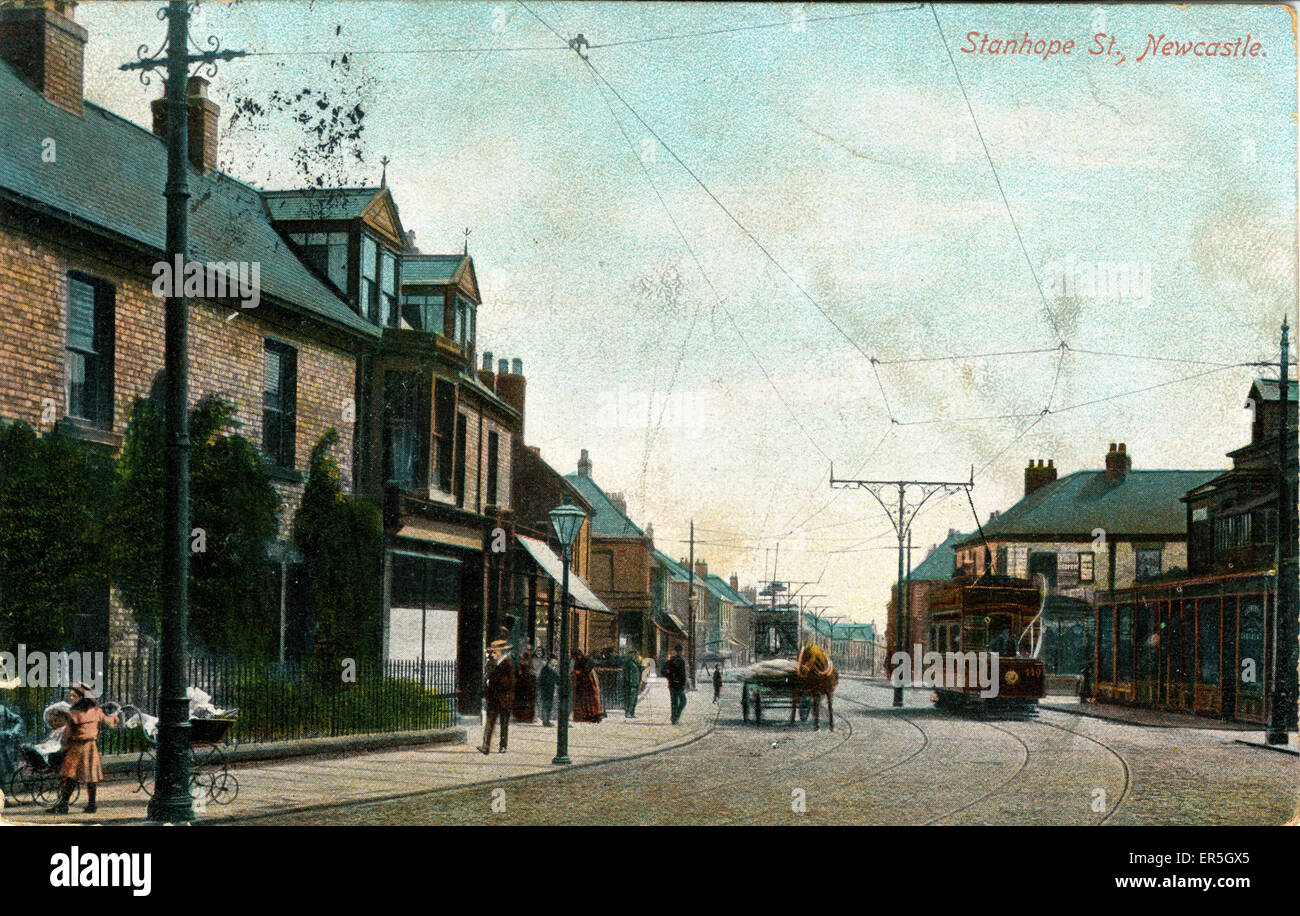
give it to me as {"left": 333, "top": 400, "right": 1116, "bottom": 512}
{"left": 8, "top": 762, "right": 76, "bottom": 806}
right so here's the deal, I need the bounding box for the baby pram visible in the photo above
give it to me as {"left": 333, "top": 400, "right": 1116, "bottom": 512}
{"left": 4, "top": 702, "right": 101, "bottom": 807}
{"left": 126, "top": 688, "right": 241, "bottom": 806}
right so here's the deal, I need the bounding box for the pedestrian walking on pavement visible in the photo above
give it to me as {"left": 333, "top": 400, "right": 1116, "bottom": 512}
{"left": 665, "top": 644, "right": 688, "bottom": 724}
{"left": 622, "top": 651, "right": 642, "bottom": 718}
{"left": 572, "top": 651, "right": 605, "bottom": 723}
{"left": 480, "top": 641, "right": 515, "bottom": 754}
{"left": 538, "top": 655, "right": 558, "bottom": 727}
{"left": 513, "top": 651, "right": 537, "bottom": 724}
{"left": 47, "top": 682, "right": 118, "bottom": 815}
{"left": 713, "top": 665, "right": 722, "bottom": 704}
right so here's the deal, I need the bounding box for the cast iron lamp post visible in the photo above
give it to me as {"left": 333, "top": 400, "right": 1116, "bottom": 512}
{"left": 549, "top": 501, "right": 586, "bottom": 765}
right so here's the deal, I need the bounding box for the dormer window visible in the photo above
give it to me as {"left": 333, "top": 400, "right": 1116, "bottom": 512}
{"left": 289, "top": 232, "right": 348, "bottom": 292}
{"left": 380, "top": 249, "right": 399, "bottom": 327}
{"left": 361, "top": 234, "right": 378, "bottom": 323}
{"left": 400, "top": 291, "right": 442, "bottom": 332}
{"left": 454, "top": 295, "right": 476, "bottom": 347}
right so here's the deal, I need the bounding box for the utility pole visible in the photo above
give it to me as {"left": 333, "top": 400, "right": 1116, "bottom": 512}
{"left": 1269, "top": 317, "right": 1297, "bottom": 745}
{"left": 687, "top": 519, "right": 696, "bottom": 689}
{"left": 122, "top": 1, "right": 246, "bottom": 823}
{"left": 831, "top": 467, "right": 974, "bottom": 707}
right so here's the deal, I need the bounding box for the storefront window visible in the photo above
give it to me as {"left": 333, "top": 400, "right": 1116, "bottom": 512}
{"left": 1197, "top": 598, "right": 1220, "bottom": 685}
{"left": 1097, "top": 606, "right": 1114, "bottom": 682}
{"left": 1117, "top": 604, "right": 1133, "bottom": 681}
{"left": 1238, "top": 599, "right": 1264, "bottom": 695}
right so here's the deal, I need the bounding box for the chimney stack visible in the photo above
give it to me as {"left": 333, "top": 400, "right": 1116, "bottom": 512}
{"left": 694, "top": 560, "right": 708, "bottom": 578}
{"left": 577, "top": 448, "right": 591, "bottom": 477}
{"left": 1105, "top": 442, "right": 1132, "bottom": 482}
{"left": 609, "top": 491, "right": 627, "bottom": 516}
{"left": 0, "top": 1, "right": 87, "bottom": 117}
{"left": 494, "top": 356, "right": 526, "bottom": 437}
{"left": 151, "top": 75, "right": 220, "bottom": 172}
{"left": 477, "top": 351, "right": 495, "bottom": 392}
{"left": 645, "top": 522, "right": 654, "bottom": 546}
{"left": 1024, "top": 457, "right": 1058, "bottom": 496}
{"left": 730, "top": 572, "right": 739, "bottom": 592}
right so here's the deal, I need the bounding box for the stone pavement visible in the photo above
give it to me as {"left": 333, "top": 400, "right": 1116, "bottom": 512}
{"left": 0, "top": 678, "right": 716, "bottom": 826}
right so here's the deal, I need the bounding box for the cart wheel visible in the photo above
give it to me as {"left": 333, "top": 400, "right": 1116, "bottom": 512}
{"left": 136, "top": 747, "right": 155, "bottom": 796}
{"left": 208, "top": 771, "right": 239, "bottom": 805}
{"left": 191, "top": 744, "right": 225, "bottom": 788}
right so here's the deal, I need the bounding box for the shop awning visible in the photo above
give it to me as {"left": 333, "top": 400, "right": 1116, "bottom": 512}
{"left": 515, "top": 535, "right": 612, "bottom": 614}
{"left": 396, "top": 518, "right": 483, "bottom": 551}
{"left": 654, "top": 611, "right": 688, "bottom": 638}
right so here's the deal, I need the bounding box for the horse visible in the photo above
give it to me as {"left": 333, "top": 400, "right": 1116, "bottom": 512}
{"left": 790, "top": 643, "right": 838, "bottom": 731}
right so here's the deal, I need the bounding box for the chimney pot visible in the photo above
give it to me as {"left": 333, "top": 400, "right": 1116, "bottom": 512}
{"left": 578, "top": 448, "right": 591, "bottom": 477}
{"left": 511, "top": 357, "right": 522, "bottom": 375}
{"left": 482, "top": 351, "right": 493, "bottom": 371}
{"left": 0, "top": 1, "right": 88, "bottom": 117}
{"left": 497, "top": 358, "right": 509, "bottom": 376}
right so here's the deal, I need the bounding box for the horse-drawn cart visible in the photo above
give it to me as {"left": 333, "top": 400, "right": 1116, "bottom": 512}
{"left": 737, "top": 646, "right": 838, "bottom": 730}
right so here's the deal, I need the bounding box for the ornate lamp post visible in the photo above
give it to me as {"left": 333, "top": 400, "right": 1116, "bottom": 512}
{"left": 549, "top": 501, "right": 586, "bottom": 765}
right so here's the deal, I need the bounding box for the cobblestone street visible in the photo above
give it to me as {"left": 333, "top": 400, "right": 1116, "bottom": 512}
{"left": 214, "top": 679, "right": 1297, "bottom": 826}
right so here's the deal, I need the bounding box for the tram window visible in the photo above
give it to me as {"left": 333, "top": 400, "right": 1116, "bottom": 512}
{"left": 1197, "top": 599, "right": 1220, "bottom": 685}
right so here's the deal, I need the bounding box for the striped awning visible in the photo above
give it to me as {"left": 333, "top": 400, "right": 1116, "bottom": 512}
{"left": 515, "top": 535, "right": 612, "bottom": 614}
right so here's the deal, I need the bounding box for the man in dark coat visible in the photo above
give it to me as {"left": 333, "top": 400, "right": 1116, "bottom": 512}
{"left": 480, "top": 641, "right": 515, "bottom": 754}
{"left": 538, "top": 655, "right": 558, "bottom": 726}
{"left": 622, "top": 651, "right": 642, "bottom": 718}
{"left": 665, "top": 643, "right": 688, "bottom": 724}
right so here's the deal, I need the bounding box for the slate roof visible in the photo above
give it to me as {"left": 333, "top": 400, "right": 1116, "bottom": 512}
{"left": 955, "top": 469, "right": 1222, "bottom": 548}
{"left": 803, "top": 614, "right": 875, "bottom": 641}
{"left": 563, "top": 471, "right": 645, "bottom": 539}
{"left": 1251, "top": 377, "right": 1299, "bottom": 402}
{"left": 0, "top": 61, "right": 378, "bottom": 339}
{"left": 909, "top": 530, "right": 968, "bottom": 581}
{"left": 653, "top": 550, "right": 692, "bottom": 581}
{"left": 262, "top": 187, "right": 383, "bottom": 222}
{"left": 403, "top": 254, "right": 468, "bottom": 286}
{"left": 705, "top": 573, "right": 752, "bottom": 607}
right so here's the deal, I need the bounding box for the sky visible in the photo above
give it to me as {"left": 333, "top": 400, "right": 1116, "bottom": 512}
{"left": 76, "top": 1, "right": 1297, "bottom": 630}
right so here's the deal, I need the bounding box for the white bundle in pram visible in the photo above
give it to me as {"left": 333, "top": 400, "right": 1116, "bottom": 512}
{"left": 187, "top": 687, "right": 237, "bottom": 719}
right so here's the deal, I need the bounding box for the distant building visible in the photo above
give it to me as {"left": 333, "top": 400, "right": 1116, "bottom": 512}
{"left": 886, "top": 528, "right": 966, "bottom": 662}
{"left": 565, "top": 450, "right": 652, "bottom": 654}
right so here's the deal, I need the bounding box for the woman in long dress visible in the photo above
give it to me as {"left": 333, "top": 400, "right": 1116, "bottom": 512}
{"left": 571, "top": 652, "right": 605, "bottom": 723}
{"left": 513, "top": 653, "right": 537, "bottom": 724}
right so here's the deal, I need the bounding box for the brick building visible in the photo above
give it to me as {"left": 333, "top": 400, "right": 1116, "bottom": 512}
{"left": 0, "top": 2, "right": 378, "bottom": 663}
{"left": 564, "top": 450, "right": 652, "bottom": 654}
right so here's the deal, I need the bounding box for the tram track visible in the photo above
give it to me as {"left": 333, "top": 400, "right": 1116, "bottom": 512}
{"left": 1031, "top": 710, "right": 1133, "bottom": 825}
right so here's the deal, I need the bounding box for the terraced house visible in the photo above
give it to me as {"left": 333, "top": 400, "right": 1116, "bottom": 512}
{"left": 0, "top": 3, "right": 379, "bottom": 663}
{"left": 0, "top": 3, "right": 523, "bottom": 713}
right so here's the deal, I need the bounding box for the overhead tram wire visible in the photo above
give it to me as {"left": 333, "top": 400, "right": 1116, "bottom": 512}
{"left": 930, "top": 2, "right": 1065, "bottom": 350}
{"left": 575, "top": 50, "right": 897, "bottom": 424}
{"left": 585, "top": 5, "right": 926, "bottom": 50}
{"left": 571, "top": 26, "right": 835, "bottom": 464}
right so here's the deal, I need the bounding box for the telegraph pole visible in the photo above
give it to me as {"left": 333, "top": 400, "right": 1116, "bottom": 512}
{"left": 121, "top": 1, "right": 246, "bottom": 823}
{"left": 1268, "top": 318, "right": 1297, "bottom": 745}
{"left": 831, "top": 467, "right": 974, "bottom": 707}
{"left": 687, "top": 519, "right": 696, "bottom": 689}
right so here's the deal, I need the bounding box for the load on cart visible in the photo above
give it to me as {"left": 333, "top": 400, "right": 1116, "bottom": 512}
{"left": 736, "top": 644, "right": 839, "bottom": 730}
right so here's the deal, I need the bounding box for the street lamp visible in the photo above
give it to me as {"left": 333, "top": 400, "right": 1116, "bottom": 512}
{"left": 549, "top": 501, "right": 586, "bottom": 765}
